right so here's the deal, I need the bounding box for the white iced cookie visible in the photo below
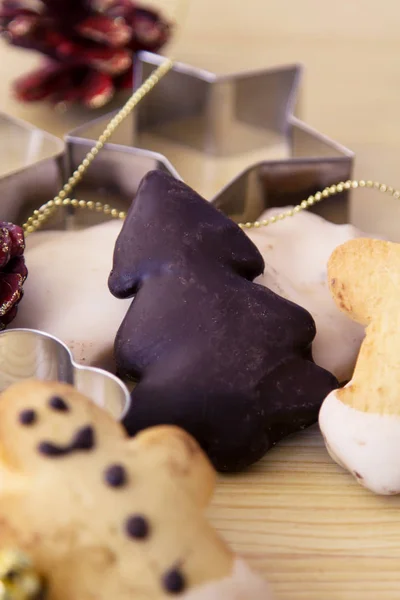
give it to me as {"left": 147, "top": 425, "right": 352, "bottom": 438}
{"left": 319, "top": 238, "right": 400, "bottom": 495}
{"left": 246, "top": 207, "right": 379, "bottom": 382}
{"left": 13, "top": 220, "right": 130, "bottom": 372}
{"left": 0, "top": 380, "right": 273, "bottom": 599}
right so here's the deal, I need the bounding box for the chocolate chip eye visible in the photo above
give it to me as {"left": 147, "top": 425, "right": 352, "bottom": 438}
{"left": 18, "top": 409, "right": 37, "bottom": 426}
{"left": 162, "top": 568, "right": 186, "bottom": 594}
{"left": 48, "top": 396, "right": 69, "bottom": 412}
{"left": 104, "top": 464, "right": 127, "bottom": 488}
{"left": 125, "top": 515, "right": 149, "bottom": 539}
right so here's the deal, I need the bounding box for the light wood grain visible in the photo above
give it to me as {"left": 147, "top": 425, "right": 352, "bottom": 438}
{"left": 2, "top": 1, "right": 400, "bottom": 597}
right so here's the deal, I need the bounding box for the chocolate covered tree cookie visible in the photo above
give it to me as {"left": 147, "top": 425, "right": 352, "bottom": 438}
{"left": 109, "top": 170, "right": 338, "bottom": 472}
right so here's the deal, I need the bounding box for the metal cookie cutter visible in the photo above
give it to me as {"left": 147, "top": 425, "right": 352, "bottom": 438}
{"left": 0, "top": 329, "right": 131, "bottom": 421}
{"left": 212, "top": 119, "right": 354, "bottom": 226}
{"left": 67, "top": 51, "right": 354, "bottom": 212}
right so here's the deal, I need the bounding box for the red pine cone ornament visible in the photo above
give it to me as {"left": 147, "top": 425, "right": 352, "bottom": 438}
{"left": 0, "top": 222, "right": 27, "bottom": 330}
{"left": 0, "top": 0, "right": 171, "bottom": 108}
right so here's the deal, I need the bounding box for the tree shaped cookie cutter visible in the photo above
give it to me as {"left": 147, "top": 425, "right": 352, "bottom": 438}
{"left": 0, "top": 328, "right": 131, "bottom": 421}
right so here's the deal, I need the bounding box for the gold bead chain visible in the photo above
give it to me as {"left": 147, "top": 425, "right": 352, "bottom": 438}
{"left": 23, "top": 179, "right": 400, "bottom": 234}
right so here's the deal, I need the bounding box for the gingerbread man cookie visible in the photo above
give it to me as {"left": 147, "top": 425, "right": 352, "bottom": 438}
{"left": 319, "top": 238, "right": 400, "bottom": 495}
{"left": 0, "top": 380, "right": 272, "bottom": 599}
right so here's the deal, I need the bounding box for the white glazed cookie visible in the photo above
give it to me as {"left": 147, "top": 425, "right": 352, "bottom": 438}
{"left": 246, "top": 206, "right": 380, "bottom": 382}
{"left": 319, "top": 238, "right": 400, "bottom": 495}
{"left": 12, "top": 221, "right": 130, "bottom": 372}
{"left": 0, "top": 380, "right": 272, "bottom": 599}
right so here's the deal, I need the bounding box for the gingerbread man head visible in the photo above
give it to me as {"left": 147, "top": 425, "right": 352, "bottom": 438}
{"left": 0, "top": 380, "right": 271, "bottom": 599}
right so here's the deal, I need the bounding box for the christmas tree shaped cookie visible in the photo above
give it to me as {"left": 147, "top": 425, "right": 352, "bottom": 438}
{"left": 109, "top": 170, "right": 338, "bottom": 472}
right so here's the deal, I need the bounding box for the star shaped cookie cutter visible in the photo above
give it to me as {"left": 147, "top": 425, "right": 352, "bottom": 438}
{"left": 0, "top": 328, "right": 131, "bottom": 421}
{"left": 65, "top": 51, "right": 354, "bottom": 217}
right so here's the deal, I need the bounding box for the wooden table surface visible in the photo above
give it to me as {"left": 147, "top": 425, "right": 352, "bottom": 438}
{"left": 2, "top": 1, "right": 400, "bottom": 598}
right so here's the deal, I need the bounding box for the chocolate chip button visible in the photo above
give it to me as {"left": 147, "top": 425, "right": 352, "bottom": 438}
{"left": 48, "top": 396, "right": 69, "bottom": 412}
{"left": 162, "top": 568, "right": 186, "bottom": 594}
{"left": 104, "top": 464, "right": 127, "bottom": 488}
{"left": 18, "top": 409, "right": 36, "bottom": 426}
{"left": 125, "top": 515, "right": 149, "bottom": 539}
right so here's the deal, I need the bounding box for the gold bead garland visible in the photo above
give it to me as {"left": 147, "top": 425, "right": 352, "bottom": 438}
{"left": 23, "top": 179, "right": 400, "bottom": 234}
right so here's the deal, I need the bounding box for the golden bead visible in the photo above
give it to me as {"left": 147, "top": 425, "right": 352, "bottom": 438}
{"left": 394, "top": 191, "right": 400, "bottom": 199}
{"left": 322, "top": 190, "right": 329, "bottom": 198}
{"left": 366, "top": 180, "right": 373, "bottom": 187}
{"left": 63, "top": 198, "right": 71, "bottom": 205}
{"left": 351, "top": 181, "right": 359, "bottom": 189}
{"left": 37, "top": 214, "right": 46, "bottom": 222}
{"left": 78, "top": 200, "right": 86, "bottom": 208}
{"left": 71, "top": 199, "right": 79, "bottom": 208}
{"left": 111, "top": 209, "right": 119, "bottom": 218}
{"left": 244, "top": 222, "right": 252, "bottom": 228}
{"left": 254, "top": 221, "right": 261, "bottom": 227}
{"left": 92, "top": 148, "right": 99, "bottom": 156}
{"left": 55, "top": 199, "right": 63, "bottom": 206}
{"left": 343, "top": 181, "right": 351, "bottom": 190}
{"left": 119, "top": 211, "right": 126, "bottom": 220}
{"left": 313, "top": 193, "right": 321, "bottom": 202}
{"left": 26, "top": 226, "right": 34, "bottom": 234}
{"left": 95, "top": 202, "right": 103, "bottom": 212}
{"left": 359, "top": 180, "right": 366, "bottom": 187}
{"left": 329, "top": 185, "right": 337, "bottom": 194}
{"left": 336, "top": 184, "right": 344, "bottom": 193}
{"left": 374, "top": 181, "right": 380, "bottom": 189}
{"left": 269, "top": 216, "right": 277, "bottom": 223}
{"left": 380, "top": 184, "right": 387, "bottom": 192}
{"left": 388, "top": 187, "right": 394, "bottom": 194}
{"left": 293, "top": 205, "right": 301, "bottom": 213}
{"left": 82, "top": 159, "right": 90, "bottom": 168}
{"left": 87, "top": 201, "right": 95, "bottom": 210}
